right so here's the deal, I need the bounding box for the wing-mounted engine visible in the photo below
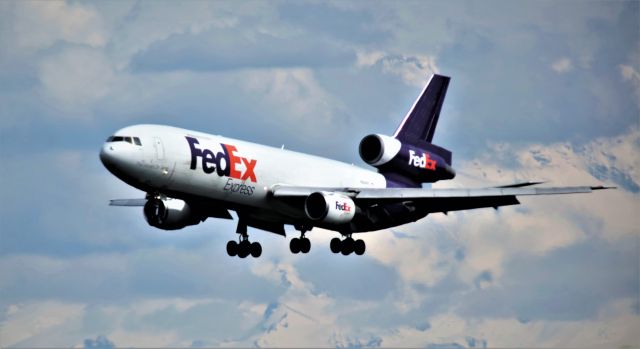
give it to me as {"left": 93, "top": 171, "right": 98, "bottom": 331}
{"left": 359, "top": 134, "right": 456, "bottom": 187}
{"left": 143, "top": 197, "right": 204, "bottom": 230}
{"left": 304, "top": 192, "right": 355, "bottom": 224}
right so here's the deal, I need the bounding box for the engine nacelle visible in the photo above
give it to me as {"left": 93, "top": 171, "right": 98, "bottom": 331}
{"left": 359, "top": 133, "right": 456, "bottom": 186}
{"left": 359, "top": 134, "right": 402, "bottom": 166}
{"left": 305, "top": 192, "right": 355, "bottom": 225}
{"left": 143, "top": 198, "right": 203, "bottom": 230}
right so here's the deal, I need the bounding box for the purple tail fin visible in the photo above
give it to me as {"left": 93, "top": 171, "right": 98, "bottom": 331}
{"left": 360, "top": 74, "right": 456, "bottom": 188}
{"left": 359, "top": 74, "right": 455, "bottom": 189}
{"left": 393, "top": 74, "right": 450, "bottom": 143}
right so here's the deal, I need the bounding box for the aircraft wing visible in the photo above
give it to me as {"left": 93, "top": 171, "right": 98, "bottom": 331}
{"left": 109, "top": 198, "right": 147, "bottom": 206}
{"left": 271, "top": 184, "right": 613, "bottom": 214}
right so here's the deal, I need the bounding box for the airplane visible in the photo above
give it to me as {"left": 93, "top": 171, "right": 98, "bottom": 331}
{"left": 100, "top": 74, "right": 611, "bottom": 258}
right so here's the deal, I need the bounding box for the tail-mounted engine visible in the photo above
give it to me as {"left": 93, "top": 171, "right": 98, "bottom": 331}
{"left": 359, "top": 134, "right": 456, "bottom": 187}
{"left": 305, "top": 192, "right": 355, "bottom": 225}
{"left": 143, "top": 197, "right": 204, "bottom": 230}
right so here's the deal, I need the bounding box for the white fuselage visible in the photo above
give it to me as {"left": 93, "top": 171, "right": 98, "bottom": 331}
{"left": 100, "top": 125, "right": 386, "bottom": 212}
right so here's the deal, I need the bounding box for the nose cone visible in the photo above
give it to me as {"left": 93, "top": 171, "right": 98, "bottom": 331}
{"left": 100, "top": 142, "right": 131, "bottom": 176}
{"left": 100, "top": 143, "right": 116, "bottom": 169}
{"left": 99, "top": 141, "right": 141, "bottom": 187}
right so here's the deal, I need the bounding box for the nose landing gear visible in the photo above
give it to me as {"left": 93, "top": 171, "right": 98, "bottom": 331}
{"left": 226, "top": 219, "right": 262, "bottom": 258}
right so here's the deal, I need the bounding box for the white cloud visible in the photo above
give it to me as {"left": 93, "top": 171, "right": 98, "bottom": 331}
{"left": 37, "top": 47, "right": 116, "bottom": 117}
{"left": 242, "top": 68, "right": 350, "bottom": 140}
{"left": 551, "top": 57, "right": 573, "bottom": 74}
{"left": 0, "top": 301, "right": 85, "bottom": 347}
{"left": 380, "top": 298, "right": 640, "bottom": 348}
{"left": 367, "top": 127, "right": 639, "bottom": 286}
{"left": 366, "top": 229, "right": 453, "bottom": 288}
{"left": 619, "top": 63, "right": 640, "bottom": 107}
{"left": 12, "top": 1, "right": 107, "bottom": 50}
{"left": 105, "top": 1, "right": 244, "bottom": 68}
{"left": 356, "top": 51, "right": 439, "bottom": 87}
{"left": 447, "top": 129, "right": 639, "bottom": 280}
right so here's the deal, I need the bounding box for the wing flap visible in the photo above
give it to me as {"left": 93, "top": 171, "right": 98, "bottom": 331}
{"left": 419, "top": 195, "right": 520, "bottom": 213}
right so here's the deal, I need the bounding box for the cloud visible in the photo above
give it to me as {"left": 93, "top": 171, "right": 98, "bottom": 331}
{"left": 241, "top": 68, "right": 351, "bottom": 140}
{"left": 619, "top": 63, "right": 640, "bottom": 108}
{"left": 10, "top": 1, "right": 107, "bottom": 50}
{"left": 436, "top": 128, "right": 640, "bottom": 279}
{"left": 84, "top": 335, "right": 115, "bottom": 349}
{"left": 37, "top": 46, "right": 116, "bottom": 117}
{"left": 551, "top": 57, "right": 573, "bottom": 73}
{"left": 357, "top": 51, "right": 439, "bottom": 87}
{"left": 379, "top": 299, "right": 640, "bottom": 348}
{"left": 0, "top": 301, "right": 85, "bottom": 346}
{"left": 277, "top": 2, "right": 390, "bottom": 45}
{"left": 130, "top": 26, "right": 355, "bottom": 72}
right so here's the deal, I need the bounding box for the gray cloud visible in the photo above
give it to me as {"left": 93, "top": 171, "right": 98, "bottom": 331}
{"left": 457, "top": 236, "right": 638, "bottom": 321}
{"left": 130, "top": 28, "right": 356, "bottom": 72}
{"left": 84, "top": 335, "right": 115, "bottom": 349}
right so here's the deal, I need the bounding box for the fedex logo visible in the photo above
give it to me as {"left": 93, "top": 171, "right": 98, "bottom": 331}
{"left": 409, "top": 150, "right": 436, "bottom": 171}
{"left": 186, "top": 136, "right": 257, "bottom": 182}
{"left": 336, "top": 201, "right": 351, "bottom": 212}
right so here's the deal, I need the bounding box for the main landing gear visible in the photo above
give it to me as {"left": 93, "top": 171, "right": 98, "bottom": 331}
{"left": 290, "top": 225, "right": 312, "bottom": 254}
{"left": 226, "top": 220, "right": 262, "bottom": 258}
{"left": 330, "top": 234, "right": 366, "bottom": 256}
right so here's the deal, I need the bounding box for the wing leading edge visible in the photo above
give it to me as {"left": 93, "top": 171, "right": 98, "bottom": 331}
{"left": 271, "top": 184, "right": 613, "bottom": 213}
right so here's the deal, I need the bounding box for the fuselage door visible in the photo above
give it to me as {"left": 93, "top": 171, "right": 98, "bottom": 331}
{"left": 154, "top": 137, "right": 165, "bottom": 160}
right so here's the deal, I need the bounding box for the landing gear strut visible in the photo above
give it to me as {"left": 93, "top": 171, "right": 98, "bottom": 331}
{"left": 330, "top": 234, "right": 365, "bottom": 256}
{"left": 226, "top": 220, "right": 262, "bottom": 258}
{"left": 290, "top": 225, "right": 312, "bottom": 254}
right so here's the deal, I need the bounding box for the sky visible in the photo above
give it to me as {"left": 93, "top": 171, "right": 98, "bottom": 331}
{"left": 0, "top": 0, "right": 639, "bottom": 348}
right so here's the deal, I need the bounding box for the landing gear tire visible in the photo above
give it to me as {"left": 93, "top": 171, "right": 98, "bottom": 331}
{"left": 331, "top": 236, "right": 366, "bottom": 256}
{"left": 226, "top": 240, "right": 238, "bottom": 257}
{"left": 300, "top": 237, "right": 311, "bottom": 253}
{"left": 238, "top": 240, "right": 251, "bottom": 258}
{"left": 290, "top": 237, "right": 301, "bottom": 254}
{"left": 354, "top": 239, "right": 366, "bottom": 255}
{"left": 330, "top": 238, "right": 341, "bottom": 254}
{"left": 250, "top": 242, "right": 262, "bottom": 258}
{"left": 341, "top": 237, "right": 354, "bottom": 255}
{"left": 229, "top": 218, "right": 262, "bottom": 258}
{"left": 290, "top": 237, "right": 310, "bottom": 254}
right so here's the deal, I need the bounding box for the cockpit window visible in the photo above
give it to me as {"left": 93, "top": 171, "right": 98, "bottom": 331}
{"left": 106, "top": 135, "right": 142, "bottom": 146}
{"left": 108, "top": 136, "right": 124, "bottom": 142}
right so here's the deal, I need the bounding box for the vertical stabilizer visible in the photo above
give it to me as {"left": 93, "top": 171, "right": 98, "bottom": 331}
{"left": 393, "top": 74, "right": 450, "bottom": 143}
